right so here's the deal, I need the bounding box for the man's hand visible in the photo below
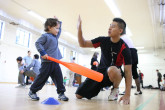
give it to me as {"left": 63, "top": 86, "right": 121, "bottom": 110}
{"left": 20, "top": 70, "right": 24, "bottom": 74}
{"left": 119, "top": 94, "right": 130, "bottom": 105}
{"left": 77, "top": 15, "right": 82, "bottom": 30}
{"left": 42, "top": 54, "right": 48, "bottom": 59}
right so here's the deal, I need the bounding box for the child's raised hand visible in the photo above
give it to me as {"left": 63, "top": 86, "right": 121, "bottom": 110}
{"left": 54, "top": 16, "right": 58, "bottom": 20}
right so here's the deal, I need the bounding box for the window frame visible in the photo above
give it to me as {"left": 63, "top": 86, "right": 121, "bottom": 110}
{"left": 0, "top": 20, "right": 5, "bottom": 40}
{"left": 16, "top": 28, "right": 32, "bottom": 48}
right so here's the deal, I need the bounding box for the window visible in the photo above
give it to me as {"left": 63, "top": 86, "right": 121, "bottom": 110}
{"left": 16, "top": 29, "right": 31, "bottom": 48}
{"left": 73, "top": 51, "right": 77, "bottom": 58}
{"left": 0, "top": 20, "right": 4, "bottom": 40}
{"left": 59, "top": 46, "right": 66, "bottom": 58}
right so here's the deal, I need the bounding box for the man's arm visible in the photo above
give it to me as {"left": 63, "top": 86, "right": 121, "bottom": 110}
{"left": 142, "top": 74, "right": 144, "bottom": 80}
{"left": 124, "top": 65, "right": 132, "bottom": 96}
{"left": 119, "top": 65, "right": 132, "bottom": 104}
{"left": 77, "top": 16, "right": 93, "bottom": 48}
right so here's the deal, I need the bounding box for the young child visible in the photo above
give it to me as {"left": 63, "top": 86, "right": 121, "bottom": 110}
{"left": 28, "top": 18, "right": 69, "bottom": 101}
{"left": 20, "top": 54, "right": 41, "bottom": 80}
{"left": 63, "top": 76, "right": 69, "bottom": 86}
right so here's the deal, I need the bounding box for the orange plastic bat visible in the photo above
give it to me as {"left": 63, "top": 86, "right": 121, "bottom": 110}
{"left": 47, "top": 56, "right": 103, "bottom": 82}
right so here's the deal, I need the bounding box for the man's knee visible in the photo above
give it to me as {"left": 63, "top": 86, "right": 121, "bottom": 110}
{"left": 107, "top": 66, "right": 120, "bottom": 75}
{"left": 107, "top": 66, "right": 121, "bottom": 81}
{"left": 76, "top": 94, "right": 83, "bottom": 99}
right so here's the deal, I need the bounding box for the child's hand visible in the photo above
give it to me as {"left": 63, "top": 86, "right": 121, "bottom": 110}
{"left": 42, "top": 54, "right": 48, "bottom": 59}
{"left": 54, "top": 16, "right": 58, "bottom": 20}
{"left": 77, "top": 15, "right": 82, "bottom": 30}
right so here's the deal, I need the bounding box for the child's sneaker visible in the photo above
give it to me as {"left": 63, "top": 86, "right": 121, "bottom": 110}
{"left": 28, "top": 90, "right": 40, "bottom": 101}
{"left": 134, "top": 91, "right": 142, "bottom": 95}
{"left": 108, "top": 88, "right": 119, "bottom": 101}
{"left": 58, "top": 93, "right": 69, "bottom": 101}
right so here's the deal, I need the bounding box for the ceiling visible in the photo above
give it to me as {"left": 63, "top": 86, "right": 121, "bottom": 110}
{"left": 0, "top": 0, "right": 163, "bottom": 53}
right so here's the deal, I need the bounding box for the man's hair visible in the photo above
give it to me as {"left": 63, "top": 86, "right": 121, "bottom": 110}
{"left": 73, "top": 57, "right": 75, "bottom": 60}
{"left": 28, "top": 51, "right": 31, "bottom": 53}
{"left": 113, "top": 18, "right": 126, "bottom": 35}
{"left": 44, "top": 18, "right": 59, "bottom": 32}
{"left": 16, "top": 56, "right": 22, "bottom": 61}
{"left": 34, "top": 54, "right": 39, "bottom": 59}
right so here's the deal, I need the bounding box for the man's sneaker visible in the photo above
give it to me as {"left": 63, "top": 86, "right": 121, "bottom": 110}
{"left": 119, "top": 91, "right": 125, "bottom": 95}
{"left": 134, "top": 91, "right": 142, "bottom": 95}
{"left": 15, "top": 84, "right": 26, "bottom": 88}
{"left": 100, "top": 88, "right": 106, "bottom": 91}
{"left": 108, "top": 88, "right": 119, "bottom": 101}
{"left": 28, "top": 90, "right": 39, "bottom": 101}
{"left": 58, "top": 93, "right": 69, "bottom": 101}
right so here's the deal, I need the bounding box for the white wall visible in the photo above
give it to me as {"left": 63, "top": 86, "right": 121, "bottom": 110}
{"left": 0, "top": 22, "right": 40, "bottom": 82}
{"left": 137, "top": 50, "right": 165, "bottom": 87}
{"left": 119, "top": 49, "right": 165, "bottom": 88}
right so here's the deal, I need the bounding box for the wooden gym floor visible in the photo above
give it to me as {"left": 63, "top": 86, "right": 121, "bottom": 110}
{"left": 0, "top": 83, "right": 164, "bottom": 110}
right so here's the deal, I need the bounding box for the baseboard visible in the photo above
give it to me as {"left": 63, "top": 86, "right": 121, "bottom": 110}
{"left": 0, "top": 82, "right": 17, "bottom": 84}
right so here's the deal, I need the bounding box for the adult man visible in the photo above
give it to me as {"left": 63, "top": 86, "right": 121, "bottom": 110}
{"left": 156, "top": 69, "right": 162, "bottom": 89}
{"left": 23, "top": 51, "right": 32, "bottom": 85}
{"left": 68, "top": 57, "right": 76, "bottom": 86}
{"left": 120, "top": 33, "right": 142, "bottom": 95}
{"left": 139, "top": 70, "right": 144, "bottom": 88}
{"left": 75, "top": 16, "right": 132, "bottom": 105}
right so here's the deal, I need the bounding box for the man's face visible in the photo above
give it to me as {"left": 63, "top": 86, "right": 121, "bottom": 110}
{"left": 28, "top": 51, "right": 31, "bottom": 56}
{"left": 108, "top": 21, "right": 123, "bottom": 37}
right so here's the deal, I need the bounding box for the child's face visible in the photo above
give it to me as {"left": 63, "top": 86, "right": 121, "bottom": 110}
{"left": 17, "top": 61, "right": 21, "bottom": 64}
{"left": 48, "top": 24, "right": 60, "bottom": 36}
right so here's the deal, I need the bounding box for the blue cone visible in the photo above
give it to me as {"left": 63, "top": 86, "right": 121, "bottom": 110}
{"left": 41, "top": 97, "right": 61, "bottom": 105}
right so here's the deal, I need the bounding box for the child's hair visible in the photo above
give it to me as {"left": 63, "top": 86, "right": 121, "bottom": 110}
{"left": 44, "top": 18, "right": 59, "bottom": 32}
{"left": 34, "top": 54, "right": 39, "bottom": 59}
{"left": 16, "top": 56, "right": 22, "bottom": 61}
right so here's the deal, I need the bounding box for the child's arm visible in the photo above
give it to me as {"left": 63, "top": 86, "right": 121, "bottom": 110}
{"left": 56, "top": 21, "right": 62, "bottom": 39}
{"left": 23, "top": 59, "right": 35, "bottom": 72}
{"left": 35, "top": 35, "right": 48, "bottom": 58}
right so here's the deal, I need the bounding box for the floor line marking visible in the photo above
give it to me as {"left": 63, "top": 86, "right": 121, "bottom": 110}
{"left": 135, "top": 93, "right": 156, "bottom": 110}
